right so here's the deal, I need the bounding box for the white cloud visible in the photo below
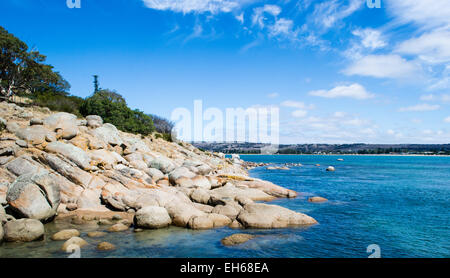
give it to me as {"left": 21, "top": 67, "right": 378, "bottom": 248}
{"left": 142, "top": 0, "right": 241, "bottom": 14}
{"left": 386, "top": 0, "right": 450, "bottom": 30}
{"left": 308, "top": 83, "right": 374, "bottom": 100}
{"left": 343, "top": 55, "right": 421, "bottom": 79}
{"left": 352, "top": 28, "right": 387, "bottom": 50}
{"left": 445, "top": 116, "right": 450, "bottom": 123}
{"left": 396, "top": 29, "right": 450, "bottom": 64}
{"left": 420, "top": 94, "right": 435, "bottom": 101}
{"left": 292, "top": 110, "right": 308, "bottom": 118}
{"left": 267, "top": 92, "right": 279, "bottom": 98}
{"left": 281, "top": 100, "right": 315, "bottom": 109}
{"left": 252, "top": 5, "right": 282, "bottom": 28}
{"left": 269, "top": 18, "right": 296, "bottom": 38}
{"left": 311, "top": 0, "right": 363, "bottom": 30}
{"left": 399, "top": 104, "right": 440, "bottom": 112}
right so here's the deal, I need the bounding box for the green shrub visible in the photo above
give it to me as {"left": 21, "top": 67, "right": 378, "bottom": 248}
{"left": 80, "top": 89, "right": 155, "bottom": 136}
{"left": 32, "top": 91, "right": 84, "bottom": 116}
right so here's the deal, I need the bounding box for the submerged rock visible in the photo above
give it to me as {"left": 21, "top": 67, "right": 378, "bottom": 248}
{"left": 308, "top": 196, "right": 328, "bottom": 203}
{"left": 221, "top": 233, "right": 255, "bottom": 246}
{"left": 51, "top": 229, "right": 81, "bottom": 241}
{"left": 108, "top": 223, "right": 129, "bottom": 232}
{"left": 3, "top": 219, "right": 45, "bottom": 242}
{"left": 97, "top": 242, "right": 116, "bottom": 251}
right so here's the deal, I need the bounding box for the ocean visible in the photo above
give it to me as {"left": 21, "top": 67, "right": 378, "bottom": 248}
{"left": 1, "top": 155, "right": 449, "bottom": 258}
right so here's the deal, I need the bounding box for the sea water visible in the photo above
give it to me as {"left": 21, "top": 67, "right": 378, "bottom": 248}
{"left": 0, "top": 155, "right": 449, "bottom": 258}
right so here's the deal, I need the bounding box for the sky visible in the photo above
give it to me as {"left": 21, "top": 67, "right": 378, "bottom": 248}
{"left": 1, "top": 0, "right": 450, "bottom": 144}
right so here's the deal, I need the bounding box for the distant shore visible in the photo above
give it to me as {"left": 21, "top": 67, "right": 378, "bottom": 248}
{"left": 236, "top": 153, "right": 450, "bottom": 157}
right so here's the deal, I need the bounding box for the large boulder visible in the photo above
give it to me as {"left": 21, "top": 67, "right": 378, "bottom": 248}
{"left": 237, "top": 203, "right": 317, "bottom": 229}
{"left": 15, "top": 125, "right": 52, "bottom": 145}
{"left": 190, "top": 188, "right": 210, "bottom": 204}
{"left": 89, "top": 149, "right": 126, "bottom": 169}
{"left": 168, "top": 167, "right": 196, "bottom": 184}
{"left": 134, "top": 206, "right": 172, "bottom": 229}
{"left": 43, "top": 112, "right": 79, "bottom": 140}
{"left": 165, "top": 202, "right": 205, "bottom": 227}
{"left": 238, "top": 178, "right": 298, "bottom": 198}
{"left": 45, "top": 141, "right": 92, "bottom": 170}
{"left": 3, "top": 218, "right": 45, "bottom": 242}
{"left": 7, "top": 170, "right": 60, "bottom": 221}
{"left": 6, "top": 156, "right": 41, "bottom": 176}
{"left": 210, "top": 183, "right": 274, "bottom": 202}
{"left": 91, "top": 123, "right": 123, "bottom": 146}
{"left": 42, "top": 153, "right": 94, "bottom": 187}
{"left": 191, "top": 175, "right": 211, "bottom": 190}
{"left": 188, "top": 215, "right": 214, "bottom": 229}
{"left": 151, "top": 156, "right": 176, "bottom": 174}
{"left": 144, "top": 168, "right": 165, "bottom": 182}
{"left": 86, "top": 115, "right": 103, "bottom": 128}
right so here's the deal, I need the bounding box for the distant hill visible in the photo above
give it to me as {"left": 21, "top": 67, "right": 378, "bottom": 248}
{"left": 192, "top": 142, "right": 450, "bottom": 155}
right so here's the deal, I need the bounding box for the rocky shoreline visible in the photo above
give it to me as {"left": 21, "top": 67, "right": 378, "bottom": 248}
{"left": 0, "top": 101, "right": 317, "bottom": 252}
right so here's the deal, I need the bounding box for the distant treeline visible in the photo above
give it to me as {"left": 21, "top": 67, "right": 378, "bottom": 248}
{"left": 0, "top": 26, "right": 173, "bottom": 140}
{"left": 192, "top": 142, "right": 450, "bottom": 155}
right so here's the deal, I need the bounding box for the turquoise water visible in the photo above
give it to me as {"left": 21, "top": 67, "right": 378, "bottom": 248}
{"left": 1, "top": 155, "right": 449, "bottom": 258}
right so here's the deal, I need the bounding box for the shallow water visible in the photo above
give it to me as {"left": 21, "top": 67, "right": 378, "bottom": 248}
{"left": 1, "top": 155, "right": 449, "bottom": 258}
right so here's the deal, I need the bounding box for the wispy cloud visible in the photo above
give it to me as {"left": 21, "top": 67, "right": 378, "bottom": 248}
{"left": 343, "top": 54, "right": 421, "bottom": 79}
{"left": 399, "top": 104, "right": 440, "bottom": 112}
{"left": 308, "top": 83, "right": 374, "bottom": 100}
{"left": 142, "top": 0, "right": 241, "bottom": 14}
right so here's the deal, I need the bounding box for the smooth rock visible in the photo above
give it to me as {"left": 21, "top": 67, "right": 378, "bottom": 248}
{"left": 151, "top": 156, "right": 176, "bottom": 174}
{"left": 97, "top": 242, "right": 116, "bottom": 251}
{"left": 108, "top": 223, "right": 129, "bottom": 232}
{"left": 7, "top": 170, "right": 60, "bottom": 221}
{"left": 3, "top": 219, "right": 45, "bottom": 242}
{"left": 134, "top": 206, "right": 171, "bottom": 229}
{"left": 188, "top": 215, "right": 214, "bottom": 229}
{"left": 45, "top": 141, "right": 92, "bottom": 170}
{"left": 308, "top": 196, "right": 328, "bottom": 203}
{"left": 169, "top": 167, "right": 196, "bottom": 184}
{"left": 87, "top": 231, "right": 107, "bottom": 238}
{"left": 91, "top": 123, "right": 123, "bottom": 146}
{"left": 221, "top": 233, "right": 255, "bottom": 246}
{"left": 86, "top": 115, "right": 103, "bottom": 128}
{"left": 237, "top": 203, "right": 317, "bottom": 229}
{"left": 51, "top": 229, "right": 80, "bottom": 241}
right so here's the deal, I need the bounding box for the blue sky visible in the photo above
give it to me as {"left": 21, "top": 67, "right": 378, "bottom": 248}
{"left": 1, "top": 0, "right": 450, "bottom": 144}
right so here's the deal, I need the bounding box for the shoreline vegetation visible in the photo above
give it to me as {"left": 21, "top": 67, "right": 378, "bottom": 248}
{"left": 192, "top": 142, "right": 450, "bottom": 156}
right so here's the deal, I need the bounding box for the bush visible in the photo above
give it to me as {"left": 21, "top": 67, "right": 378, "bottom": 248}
{"left": 32, "top": 91, "right": 84, "bottom": 116}
{"left": 80, "top": 89, "right": 155, "bottom": 136}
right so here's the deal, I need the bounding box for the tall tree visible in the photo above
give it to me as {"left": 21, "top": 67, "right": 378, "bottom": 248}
{"left": 0, "top": 26, "right": 69, "bottom": 98}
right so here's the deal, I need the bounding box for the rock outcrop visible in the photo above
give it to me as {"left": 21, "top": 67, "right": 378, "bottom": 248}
{"left": 0, "top": 101, "right": 317, "bottom": 244}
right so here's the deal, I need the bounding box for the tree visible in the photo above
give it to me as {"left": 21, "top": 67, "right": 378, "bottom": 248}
{"left": 0, "top": 26, "right": 69, "bottom": 98}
